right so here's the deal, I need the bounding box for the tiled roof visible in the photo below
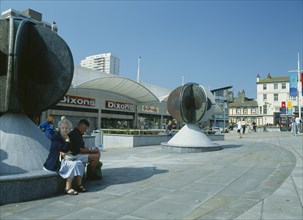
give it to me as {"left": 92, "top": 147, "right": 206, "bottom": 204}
{"left": 257, "top": 76, "right": 289, "bottom": 84}
{"left": 229, "top": 100, "right": 258, "bottom": 107}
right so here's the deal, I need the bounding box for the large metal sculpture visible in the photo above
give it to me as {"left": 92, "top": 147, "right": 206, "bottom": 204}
{"left": 162, "top": 83, "right": 222, "bottom": 153}
{"left": 0, "top": 17, "right": 74, "bottom": 205}
{"left": 0, "top": 18, "right": 73, "bottom": 113}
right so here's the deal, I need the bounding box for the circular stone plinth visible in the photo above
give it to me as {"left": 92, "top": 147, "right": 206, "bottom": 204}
{"left": 161, "top": 142, "right": 222, "bottom": 153}
{"left": 161, "top": 123, "right": 222, "bottom": 153}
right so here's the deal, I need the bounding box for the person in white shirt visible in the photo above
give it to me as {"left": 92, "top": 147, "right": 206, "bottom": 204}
{"left": 295, "top": 117, "right": 301, "bottom": 134}
{"left": 237, "top": 118, "right": 242, "bottom": 138}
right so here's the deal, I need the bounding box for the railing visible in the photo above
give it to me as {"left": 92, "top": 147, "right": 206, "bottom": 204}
{"left": 94, "top": 129, "right": 178, "bottom": 135}
{"left": 93, "top": 128, "right": 220, "bottom": 135}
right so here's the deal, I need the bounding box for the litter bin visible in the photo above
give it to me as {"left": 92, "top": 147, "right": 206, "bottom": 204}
{"left": 83, "top": 135, "right": 96, "bottom": 148}
{"left": 91, "top": 130, "right": 104, "bottom": 151}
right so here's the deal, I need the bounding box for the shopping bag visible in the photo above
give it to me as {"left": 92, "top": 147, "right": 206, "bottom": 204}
{"left": 87, "top": 161, "right": 103, "bottom": 180}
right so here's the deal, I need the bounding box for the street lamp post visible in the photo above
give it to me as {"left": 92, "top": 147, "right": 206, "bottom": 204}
{"left": 137, "top": 56, "right": 141, "bottom": 83}
{"left": 223, "top": 101, "right": 227, "bottom": 132}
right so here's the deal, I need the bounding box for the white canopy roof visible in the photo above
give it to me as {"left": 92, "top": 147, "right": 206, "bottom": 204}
{"left": 72, "top": 67, "right": 161, "bottom": 103}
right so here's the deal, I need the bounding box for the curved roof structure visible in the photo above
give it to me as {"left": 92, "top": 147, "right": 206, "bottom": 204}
{"left": 72, "top": 66, "right": 229, "bottom": 105}
{"left": 72, "top": 67, "right": 161, "bottom": 103}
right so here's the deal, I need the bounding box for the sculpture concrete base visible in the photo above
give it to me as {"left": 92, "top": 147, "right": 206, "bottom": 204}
{"left": 0, "top": 113, "right": 64, "bottom": 205}
{"left": 161, "top": 123, "right": 222, "bottom": 153}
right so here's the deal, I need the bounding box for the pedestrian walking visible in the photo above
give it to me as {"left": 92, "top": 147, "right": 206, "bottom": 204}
{"left": 242, "top": 119, "right": 246, "bottom": 134}
{"left": 252, "top": 121, "right": 257, "bottom": 132}
{"left": 294, "top": 117, "right": 301, "bottom": 134}
{"left": 237, "top": 118, "right": 242, "bottom": 138}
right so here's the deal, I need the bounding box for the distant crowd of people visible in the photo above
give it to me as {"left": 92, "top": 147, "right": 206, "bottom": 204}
{"left": 291, "top": 117, "right": 302, "bottom": 135}
{"left": 235, "top": 117, "right": 302, "bottom": 138}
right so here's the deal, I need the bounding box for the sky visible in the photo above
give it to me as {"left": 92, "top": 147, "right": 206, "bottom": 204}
{"left": 1, "top": 0, "right": 302, "bottom": 98}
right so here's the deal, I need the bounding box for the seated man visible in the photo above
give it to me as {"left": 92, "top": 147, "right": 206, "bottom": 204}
{"left": 68, "top": 119, "right": 101, "bottom": 174}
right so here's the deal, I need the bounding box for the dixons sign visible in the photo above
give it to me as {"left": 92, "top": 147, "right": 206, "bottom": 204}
{"left": 60, "top": 95, "right": 96, "bottom": 107}
{"left": 142, "top": 105, "right": 159, "bottom": 113}
{"left": 105, "top": 100, "right": 134, "bottom": 111}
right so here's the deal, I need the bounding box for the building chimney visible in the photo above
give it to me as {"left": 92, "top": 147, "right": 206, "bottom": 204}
{"left": 256, "top": 74, "right": 260, "bottom": 82}
{"left": 267, "top": 73, "right": 271, "bottom": 79}
{"left": 237, "top": 90, "right": 245, "bottom": 102}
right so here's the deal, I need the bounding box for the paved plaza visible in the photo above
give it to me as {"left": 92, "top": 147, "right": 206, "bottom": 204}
{"left": 0, "top": 131, "right": 302, "bottom": 220}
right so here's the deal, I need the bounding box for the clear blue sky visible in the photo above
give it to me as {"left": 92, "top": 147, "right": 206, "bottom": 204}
{"left": 1, "top": 0, "right": 302, "bottom": 98}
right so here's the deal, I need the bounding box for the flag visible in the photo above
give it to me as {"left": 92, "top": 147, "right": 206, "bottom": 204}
{"left": 289, "top": 73, "right": 298, "bottom": 97}
{"left": 301, "top": 72, "right": 303, "bottom": 96}
{"left": 281, "top": 101, "right": 286, "bottom": 114}
{"left": 287, "top": 101, "right": 293, "bottom": 114}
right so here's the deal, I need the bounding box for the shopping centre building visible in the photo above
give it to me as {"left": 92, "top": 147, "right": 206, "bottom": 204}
{"left": 40, "top": 66, "right": 232, "bottom": 134}
{"left": 41, "top": 66, "right": 173, "bottom": 133}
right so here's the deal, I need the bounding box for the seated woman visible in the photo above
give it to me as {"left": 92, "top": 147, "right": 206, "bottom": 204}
{"left": 43, "top": 118, "right": 87, "bottom": 195}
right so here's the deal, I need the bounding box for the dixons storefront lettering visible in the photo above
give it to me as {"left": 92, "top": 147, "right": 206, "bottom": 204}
{"left": 142, "top": 105, "right": 159, "bottom": 113}
{"left": 60, "top": 95, "right": 96, "bottom": 107}
{"left": 106, "top": 100, "right": 134, "bottom": 111}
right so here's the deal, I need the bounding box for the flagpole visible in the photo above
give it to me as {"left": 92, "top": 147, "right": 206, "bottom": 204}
{"left": 289, "top": 52, "right": 302, "bottom": 120}
{"left": 297, "top": 52, "right": 302, "bottom": 120}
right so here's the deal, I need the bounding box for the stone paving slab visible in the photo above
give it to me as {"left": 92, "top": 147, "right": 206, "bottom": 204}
{"left": 0, "top": 132, "right": 302, "bottom": 219}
